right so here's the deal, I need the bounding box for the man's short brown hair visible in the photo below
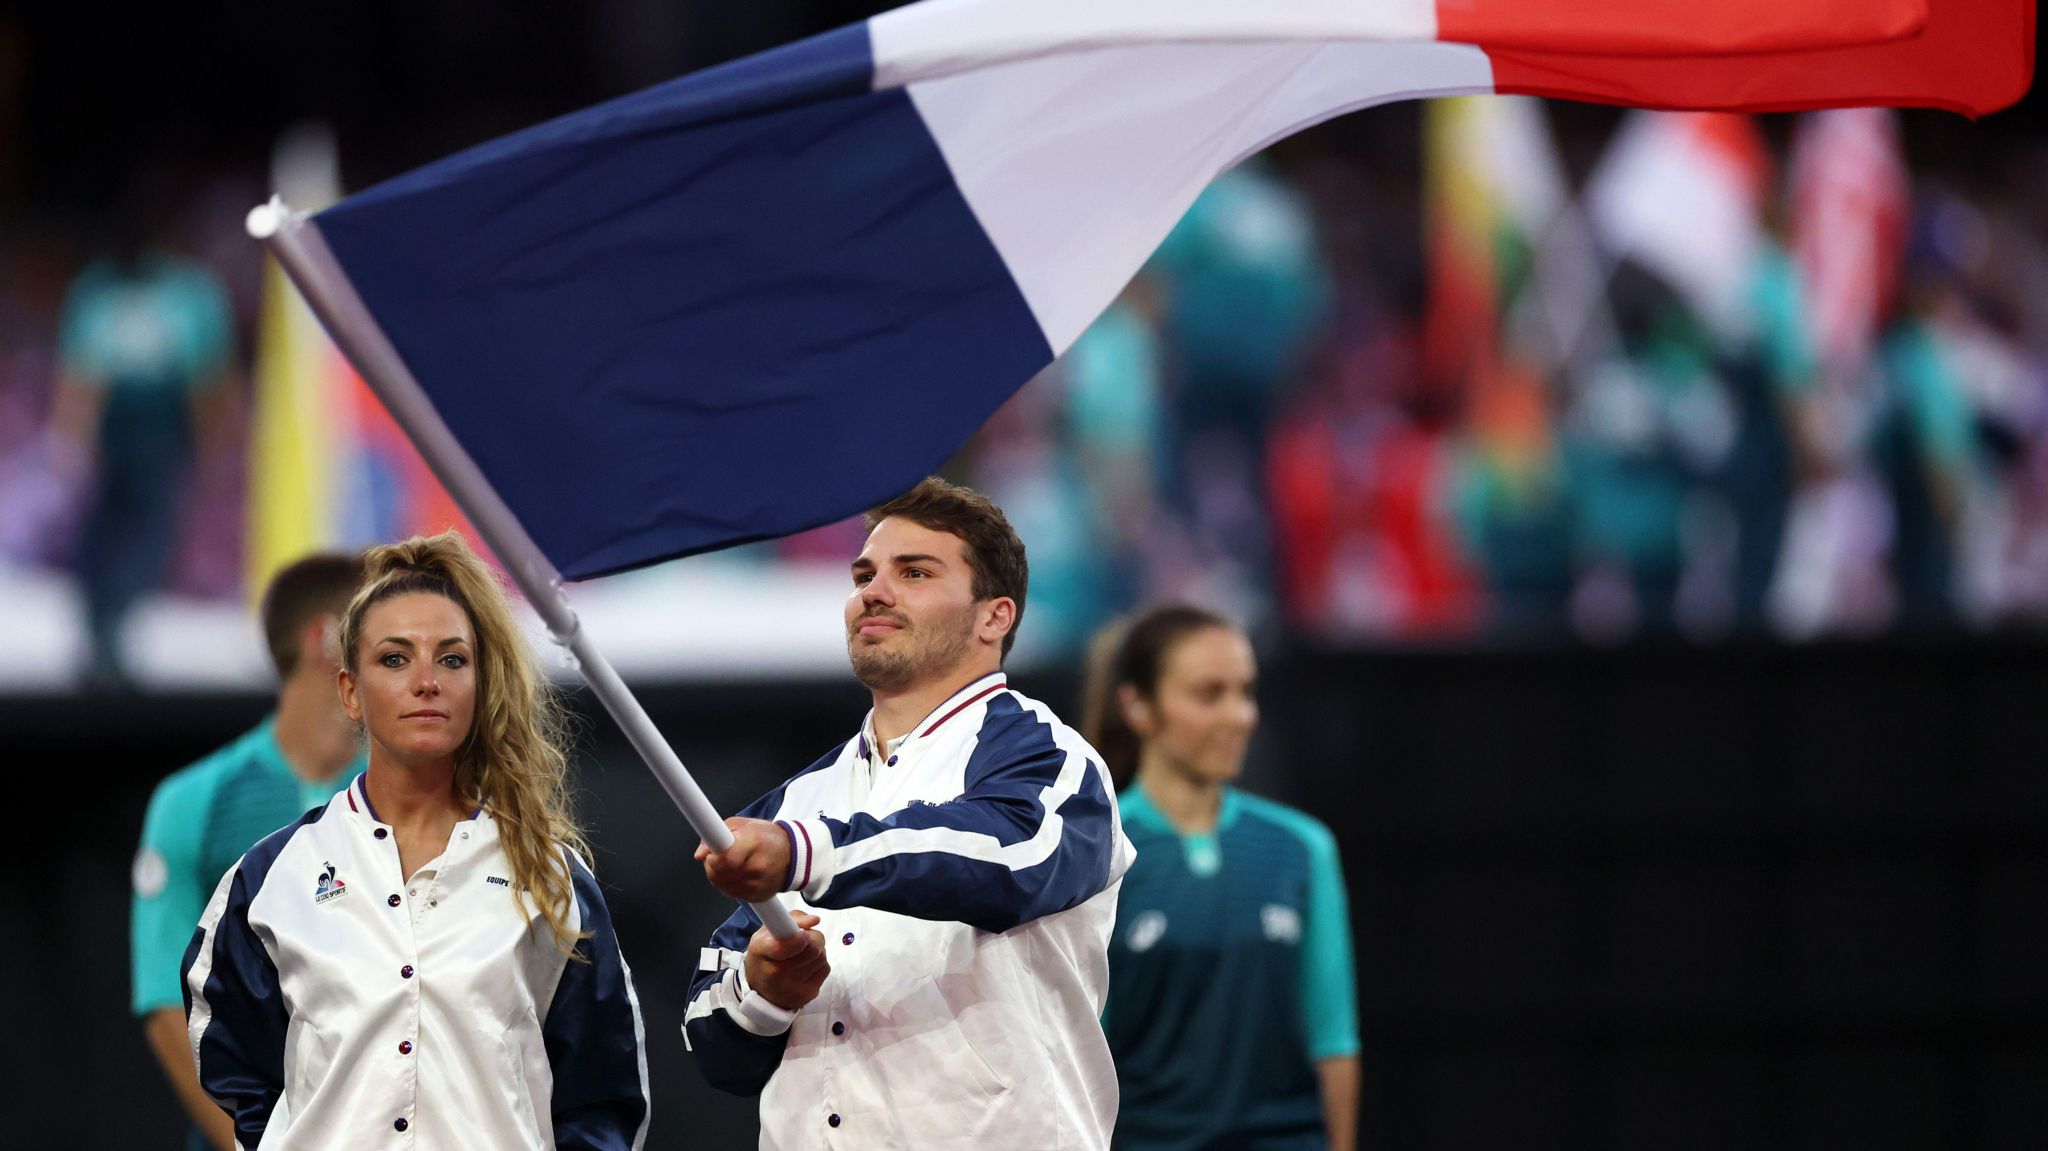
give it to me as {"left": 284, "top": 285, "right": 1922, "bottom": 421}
{"left": 260, "top": 553, "right": 367, "bottom": 678}
{"left": 864, "top": 477, "right": 1029, "bottom": 658}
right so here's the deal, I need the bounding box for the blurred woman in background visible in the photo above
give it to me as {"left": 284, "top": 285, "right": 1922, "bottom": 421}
{"left": 184, "top": 532, "right": 649, "bottom": 1150}
{"left": 1085, "top": 604, "right": 1359, "bottom": 1151}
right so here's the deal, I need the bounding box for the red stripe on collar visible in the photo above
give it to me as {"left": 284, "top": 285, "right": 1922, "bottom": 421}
{"left": 920, "top": 679, "right": 1007, "bottom": 740}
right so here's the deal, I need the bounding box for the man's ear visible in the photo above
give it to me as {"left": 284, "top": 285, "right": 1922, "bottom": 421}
{"left": 299, "top": 615, "right": 336, "bottom": 676}
{"left": 980, "top": 597, "right": 1017, "bottom": 647}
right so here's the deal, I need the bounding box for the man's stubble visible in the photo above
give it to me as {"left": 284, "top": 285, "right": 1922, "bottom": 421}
{"left": 848, "top": 601, "right": 977, "bottom": 693}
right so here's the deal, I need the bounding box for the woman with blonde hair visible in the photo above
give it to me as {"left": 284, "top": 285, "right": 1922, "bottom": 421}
{"left": 184, "top": 532, "right": 649, "bottom": 1150}
{"left": 1085, "top": 604, "right": 1359, "bottom": 1151}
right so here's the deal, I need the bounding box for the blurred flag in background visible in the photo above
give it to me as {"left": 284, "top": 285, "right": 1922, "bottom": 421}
{"left": 246, "top": 124, "right": 474, "bottom": 601}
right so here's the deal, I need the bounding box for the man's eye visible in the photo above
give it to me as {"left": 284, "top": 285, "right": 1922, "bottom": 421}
{"left": 905, "top": 568, "right": 927, "bottom": 579}
{"left": 854, "top": 572, "right": 873, "bottom": 586}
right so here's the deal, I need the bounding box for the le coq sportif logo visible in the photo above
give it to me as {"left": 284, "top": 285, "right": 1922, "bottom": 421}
{"left": 314, "top": 862, "right": 349, "bottom": 904}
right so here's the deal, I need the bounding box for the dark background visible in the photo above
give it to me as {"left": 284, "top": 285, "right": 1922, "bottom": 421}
{"left": 10, "top": 638, "right": 2047, "bottom": 1148}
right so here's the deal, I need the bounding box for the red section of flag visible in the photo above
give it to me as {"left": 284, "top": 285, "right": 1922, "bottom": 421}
{"left": 1438, "top": 0, "right": 1923, "bottom": 56}
{"left": 1486, "top": 0, "right": 2032, "bottom": 118}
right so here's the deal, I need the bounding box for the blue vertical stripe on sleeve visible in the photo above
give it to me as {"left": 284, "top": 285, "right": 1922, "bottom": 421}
{"left": 187, "top": 806, "right": 323, "bottom": 1146}
{"left": 544, "top": 856, "right": 651, "bottom": 1151}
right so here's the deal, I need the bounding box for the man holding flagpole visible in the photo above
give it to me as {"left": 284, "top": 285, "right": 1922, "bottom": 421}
{"left": 686, "top": 477, "right": 1135, "bottom": 1149}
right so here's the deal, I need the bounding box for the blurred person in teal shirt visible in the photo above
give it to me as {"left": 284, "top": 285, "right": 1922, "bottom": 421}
{"left": 1084, "top": 605, "right": 1359, "bottom": 1151}
{"left": 1151, "top": 162, "right": 1332, "bottom": 611}
{"left": 131, "top": 553, "right": 366, "bottom": 1150}
{"left": 1153, "top": 160, "right": 1329, "bottom": 435}
{"left": 53, "top": 195, "right": 235, "bottom": 686}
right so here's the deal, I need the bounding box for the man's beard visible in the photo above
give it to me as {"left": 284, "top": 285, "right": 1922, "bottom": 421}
{"left": 848, "top": 606, "right": 975, "bottom": 692}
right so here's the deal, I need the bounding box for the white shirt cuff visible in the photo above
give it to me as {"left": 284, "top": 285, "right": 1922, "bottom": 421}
{"left": 728, "top": 964, "right": 799, "bottom": 1037}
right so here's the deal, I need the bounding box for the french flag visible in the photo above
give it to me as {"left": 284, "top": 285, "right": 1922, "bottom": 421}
{"left": 287, "top": 0, "right": 2032, "bottom": 581}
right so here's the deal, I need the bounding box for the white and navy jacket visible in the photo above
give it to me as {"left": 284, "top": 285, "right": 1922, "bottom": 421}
{"left": 685, "top": 673, "right": 1136, "bottom": 1150}
{"left": 183, "top": 776, "right": 651, "bottom": 1150}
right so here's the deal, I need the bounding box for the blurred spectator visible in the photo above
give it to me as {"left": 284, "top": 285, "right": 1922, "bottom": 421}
{"left": 1151, "top": 159, "right": 1333, "bottom": 620}
{"left": 52, "top": 182, "right": 235, "bottom": 685}
{"left": 1062, "top": 278, "right": 1169, "bottom": 607}
{"left": 1448, "top": 366, "right": 1575, "bottom": 638}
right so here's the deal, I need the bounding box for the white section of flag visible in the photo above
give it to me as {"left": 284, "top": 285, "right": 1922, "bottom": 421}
{"left": 868, "top": 0, "right": 1439, "bottom": 89}
{"left": 904, "top": 40, "right": 1492, "bottom": 353}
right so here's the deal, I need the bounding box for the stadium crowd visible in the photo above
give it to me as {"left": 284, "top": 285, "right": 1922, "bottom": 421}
{"left": 3, "top": 103, "right": 2046, "bottom": 667}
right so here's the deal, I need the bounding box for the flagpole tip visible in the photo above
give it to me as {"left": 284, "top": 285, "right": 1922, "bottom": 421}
{"left": 245, "top": 198, "right": 288, "bottom": 240}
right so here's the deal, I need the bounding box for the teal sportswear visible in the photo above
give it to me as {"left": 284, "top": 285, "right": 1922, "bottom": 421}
{"left": 1106, "top": 785, "right": 1359, "bottom": 1150}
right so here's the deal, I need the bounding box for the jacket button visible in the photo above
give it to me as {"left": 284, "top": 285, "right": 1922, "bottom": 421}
{"left": 393, "top": 1118, "right": 408, "bottom": 1131}
{"left": 886, "top": 756, "right": 898, "bottom": 766}
{"left": 374, "top": 828, "right": 388, "bottom": 840}
{"left": 400, "top": 965, "right": 414, "bottom": 979}
{"left": 832, "top": 1022, "right": 845, "bottom": 1036}
{"left": 388, "top": 894, "right": 401, "bottom": 907}
{"left": 841, "top": 933, "right": 854, "bottom": 946}
{"left": 828, "top": 1114, "right": 841, "bottom": 1128}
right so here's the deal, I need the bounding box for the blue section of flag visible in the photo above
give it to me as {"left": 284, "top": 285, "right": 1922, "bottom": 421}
{"left": 314, "top": 23, "right": 1052, "bottom": 578}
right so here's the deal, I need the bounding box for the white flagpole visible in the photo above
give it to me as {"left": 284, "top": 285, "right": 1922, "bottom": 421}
{"left": 247, "top": 197, "right": 800, "bottom": 940}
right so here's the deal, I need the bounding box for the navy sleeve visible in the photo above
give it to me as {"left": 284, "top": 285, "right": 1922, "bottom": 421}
{"left": 799, "top": 697, "right": 1117, "bottom": 933}
{"left": 183, "top": 811, "right": 320, "bottom": 1147}
{"left": 544, "top": 855, "right": 651, "bottom": 1151}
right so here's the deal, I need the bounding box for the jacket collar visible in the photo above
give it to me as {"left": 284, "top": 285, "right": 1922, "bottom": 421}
{"left": 343, "top": 773, "right": 487, "bottom": 826}
{"left": 856, "top": 671, "right": 1008, "bottom": 764}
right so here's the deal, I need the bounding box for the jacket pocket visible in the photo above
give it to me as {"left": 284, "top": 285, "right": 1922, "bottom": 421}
{"left": 479, "top": 1006, "right": 548, "bottom": 1150}
{"left": 910, "top": 976, "right": 1009, "bottom": 1101}
{"left": 284, "top": 1014, "right": 336, "bottom": 1112}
